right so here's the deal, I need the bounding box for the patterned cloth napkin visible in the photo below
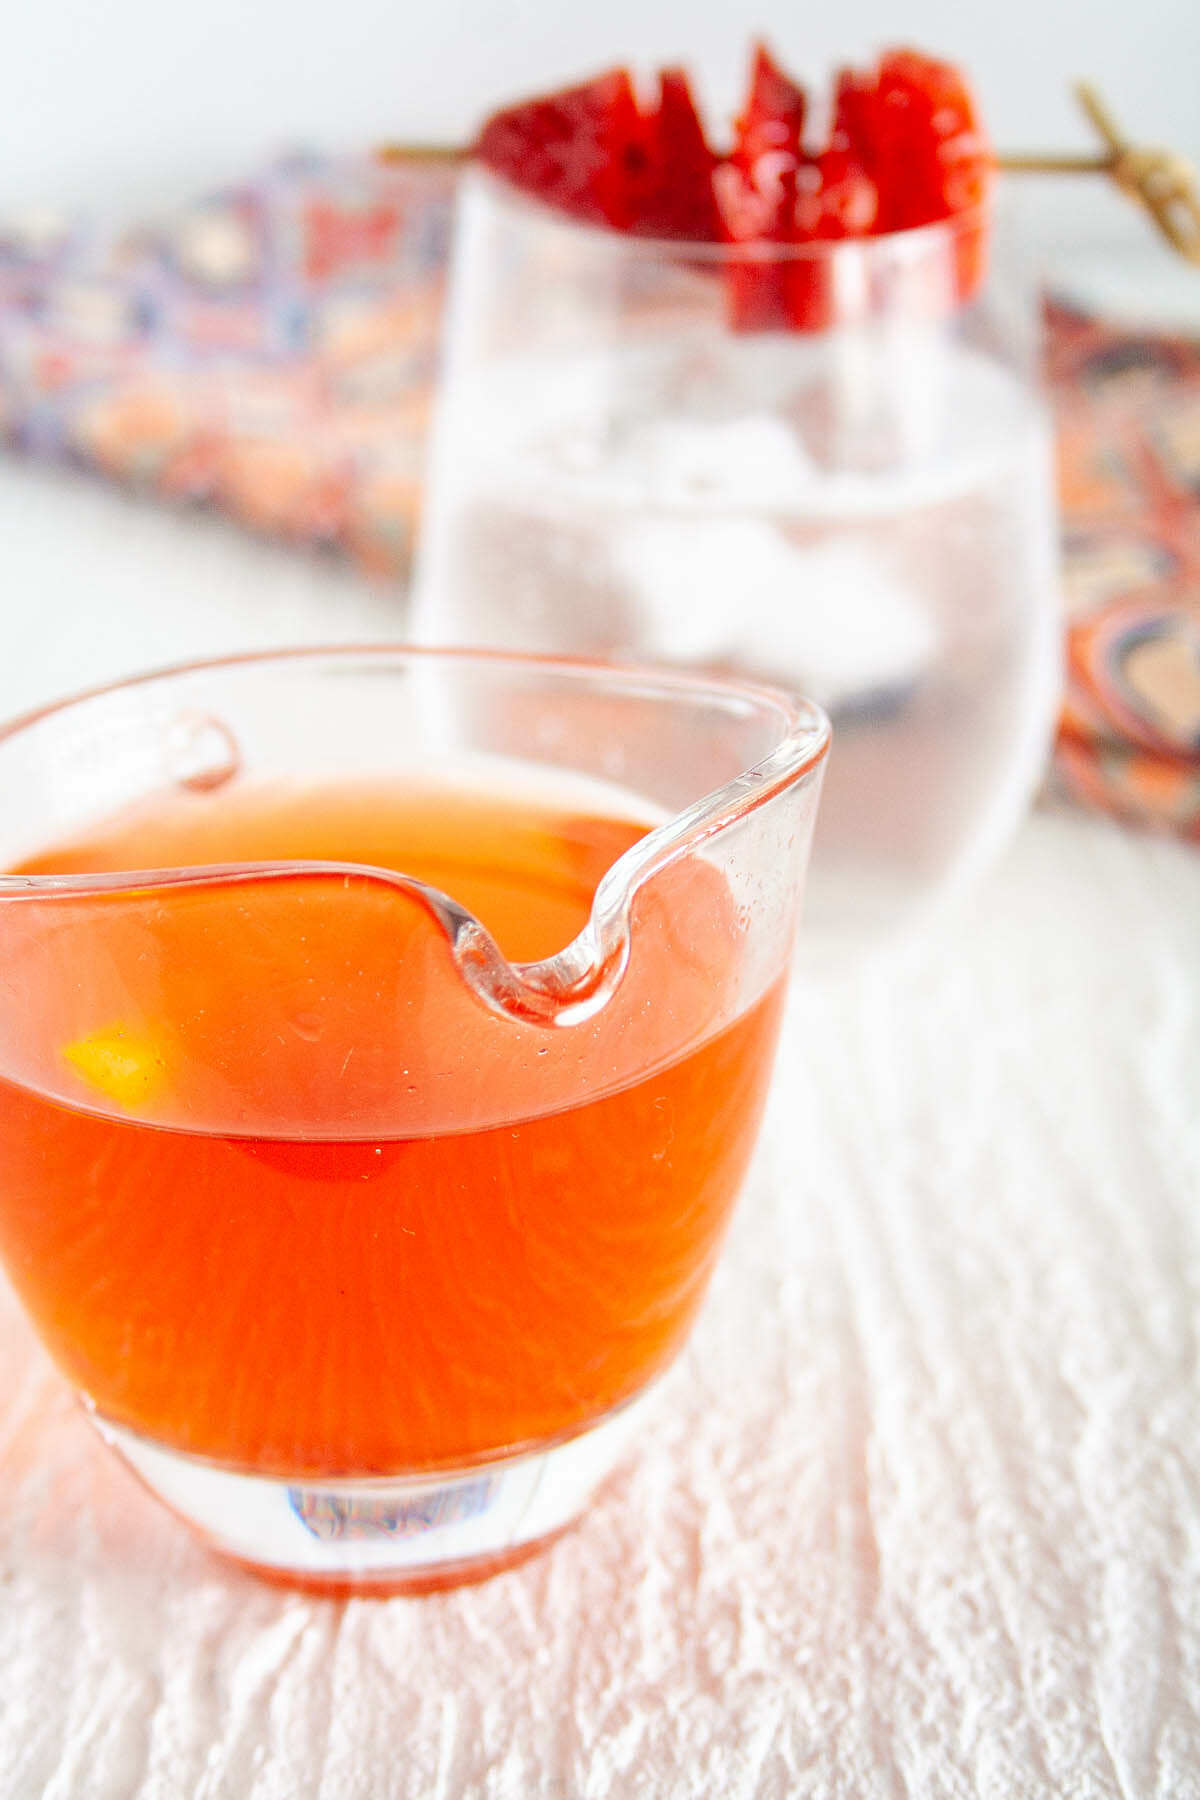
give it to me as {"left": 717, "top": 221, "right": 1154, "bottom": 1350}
{"left": 0, "top": 153, "right": 453, "bottom": 579}
{"left": 1047, "top": 298, "right": 1200, "bottom": 839}
{"left": 1, "top": 157, "right": 1197, "bottom": 840}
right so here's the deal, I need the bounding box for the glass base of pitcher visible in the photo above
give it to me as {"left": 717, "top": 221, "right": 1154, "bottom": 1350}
{"left": 91, "top": 1398, "right": 649, "bottom": 1593}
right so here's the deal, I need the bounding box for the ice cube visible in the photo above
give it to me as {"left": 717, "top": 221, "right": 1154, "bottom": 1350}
{"left": 612, "top": 519, "right": 937, "bottom": 710}
{"left": 627, "top": 414, "right": 818, "bottom": 509}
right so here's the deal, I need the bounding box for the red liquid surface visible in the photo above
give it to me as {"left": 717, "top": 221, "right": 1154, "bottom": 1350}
{"left": 0, "top": 776, "right": 783, "bottom": 1475}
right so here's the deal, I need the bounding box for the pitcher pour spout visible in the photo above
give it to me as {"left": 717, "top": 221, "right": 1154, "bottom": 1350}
{"left": 0, "top": 853, "right": 635, "bottom": 1034}
{"left": 451, "top": 905, "right": 631, "bottom": 1028}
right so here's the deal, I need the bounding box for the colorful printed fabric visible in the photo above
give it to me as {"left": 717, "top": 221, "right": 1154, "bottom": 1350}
{"left": 1, "top": 160, "right": 1198, "bottom": 839}
{"left": 0, "top": 152, "right": 454, "bottom": 579}
{"left": 1047, "top": 296, "right": 1200, "bottom": 840}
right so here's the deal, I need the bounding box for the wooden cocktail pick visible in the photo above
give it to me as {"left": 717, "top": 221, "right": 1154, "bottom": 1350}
{"left": 379, "top": 83, "right": 1200, "bottom": 267}
{"left": 1000, "top": 83, "right": 1200, "bottom": 265}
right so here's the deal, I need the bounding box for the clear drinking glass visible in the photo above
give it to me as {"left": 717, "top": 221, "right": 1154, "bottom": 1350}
{"left": 414, "top": 170, "right": 1062, "bottom": 951}
{"left": 0, "top": 645, "right": 827, "bottom": 1591}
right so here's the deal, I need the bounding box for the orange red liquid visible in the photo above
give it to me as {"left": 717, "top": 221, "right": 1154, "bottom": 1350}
{"left": 0, "top": 774, "right": 783, "bottom": 1475}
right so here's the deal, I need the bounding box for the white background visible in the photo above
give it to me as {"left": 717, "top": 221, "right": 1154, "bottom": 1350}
{"left": 0, "top": 13, "right": 1198, "bottom": 1790}
{"left": 0, "top": 0, "right": 1193, "bottom": 720}
{"left": 0, "top": 0, "right": 1193, "bottom": 261}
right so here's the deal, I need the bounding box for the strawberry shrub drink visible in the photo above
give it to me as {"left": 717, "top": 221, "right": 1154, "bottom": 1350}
{"left": 0, "top": 648, "right": 828, "bottom": 1589}
{"left": 415, "top": 46, "right": 1061, "bottom": 950}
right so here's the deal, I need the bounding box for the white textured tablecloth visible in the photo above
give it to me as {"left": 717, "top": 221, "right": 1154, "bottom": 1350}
{"left": 0, "top": 459, "right": 1196, "bottom": 1796}
{"left": 1, "top": 793, "right": 1197, "bottom": 1798}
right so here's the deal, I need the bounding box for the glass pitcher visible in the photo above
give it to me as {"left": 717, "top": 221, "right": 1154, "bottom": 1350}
{"left": 0, "top": 646, "right": 828, "bottom": 1591}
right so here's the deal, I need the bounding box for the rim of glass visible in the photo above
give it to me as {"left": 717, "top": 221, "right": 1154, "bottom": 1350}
{"left": 470, "top": 164, "right": 990, "bottom": 264}
{"left": 0, "top": 645, "right": 830, "bottom": 1026}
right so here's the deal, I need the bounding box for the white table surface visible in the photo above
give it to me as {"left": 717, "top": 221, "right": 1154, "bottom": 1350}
{"left": 0, "top": 460, "right": 1198, "bottom": 1799}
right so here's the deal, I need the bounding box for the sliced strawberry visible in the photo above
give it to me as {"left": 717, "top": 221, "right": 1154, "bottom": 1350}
{"left": 792, "top": 149, "right": 878, "bottom": 241}
{"left": 873, "top": 50, "right": 993, "bottom": 300}
{"left": 718, "top": 170, "right": 792, "bottom": 333}
{"left": 831, "top": 67, "right": 881, "bottom": 167}
{"left": 735, "top": 41, "right": 807, "bottom": 182}
{"left": 712, "top": 159, "right": 784, "bottom": 330}
{"left": 830, "top": 50, "right": 992, "bottom": 300}
{"left": 872, "top": 49, "right": 992, "bottom": 231}
{"left": 633, "top": 68, "right": 721, "bottom": 240}
{"left": 475, "top": 69, "right": 651, "bottom": 230}
{"left": 723, "top": 56, "right": 878, "bottom": 332}
{"left": 786, "top": 150, "right": 879, "bottom": 330}
{"left": 721, "top": 45, "right": 809, "bottom": 331}
{"left": 950, "top": 213, "right": 990, "bottom": 304}
{"left": 713, "top": 158, "right": 775, "bottom": 243}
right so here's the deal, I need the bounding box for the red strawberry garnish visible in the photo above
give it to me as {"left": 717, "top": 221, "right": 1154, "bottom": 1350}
{"left": 872, "top": 50, "right": 992, "bottom": 230}
{"left": 472, "top": 42, "right": 994, "bottom": 325}
{"left": 786, "top": 149, "right": 879, "bottom": 329}
{"left": 475, "top": 69, "right": 651, "bottom": 230}
{"left": 633, "top": 68, "right": 721, "bottom": 241}
{"left": 720, "top": 44, "right": 810, "bottom": 330}
{"left": 792, "top": 148, "right": 878, "bottom": 240}
{"left": 716, "top": 163, "right": 793, "bottom": 331}
{"left": 735, "top": 42, "right": 807, "bottom": 183}
{"left": 827, "top": 50, "right": 991, "bottom": 301}
{"left": 831, "top": 67, "right": 881, "bottom": 168}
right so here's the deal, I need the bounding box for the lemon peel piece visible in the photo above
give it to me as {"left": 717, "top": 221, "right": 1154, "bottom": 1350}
{"left": 62, "top": 1024, "right": 168, "bottom": 1109}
